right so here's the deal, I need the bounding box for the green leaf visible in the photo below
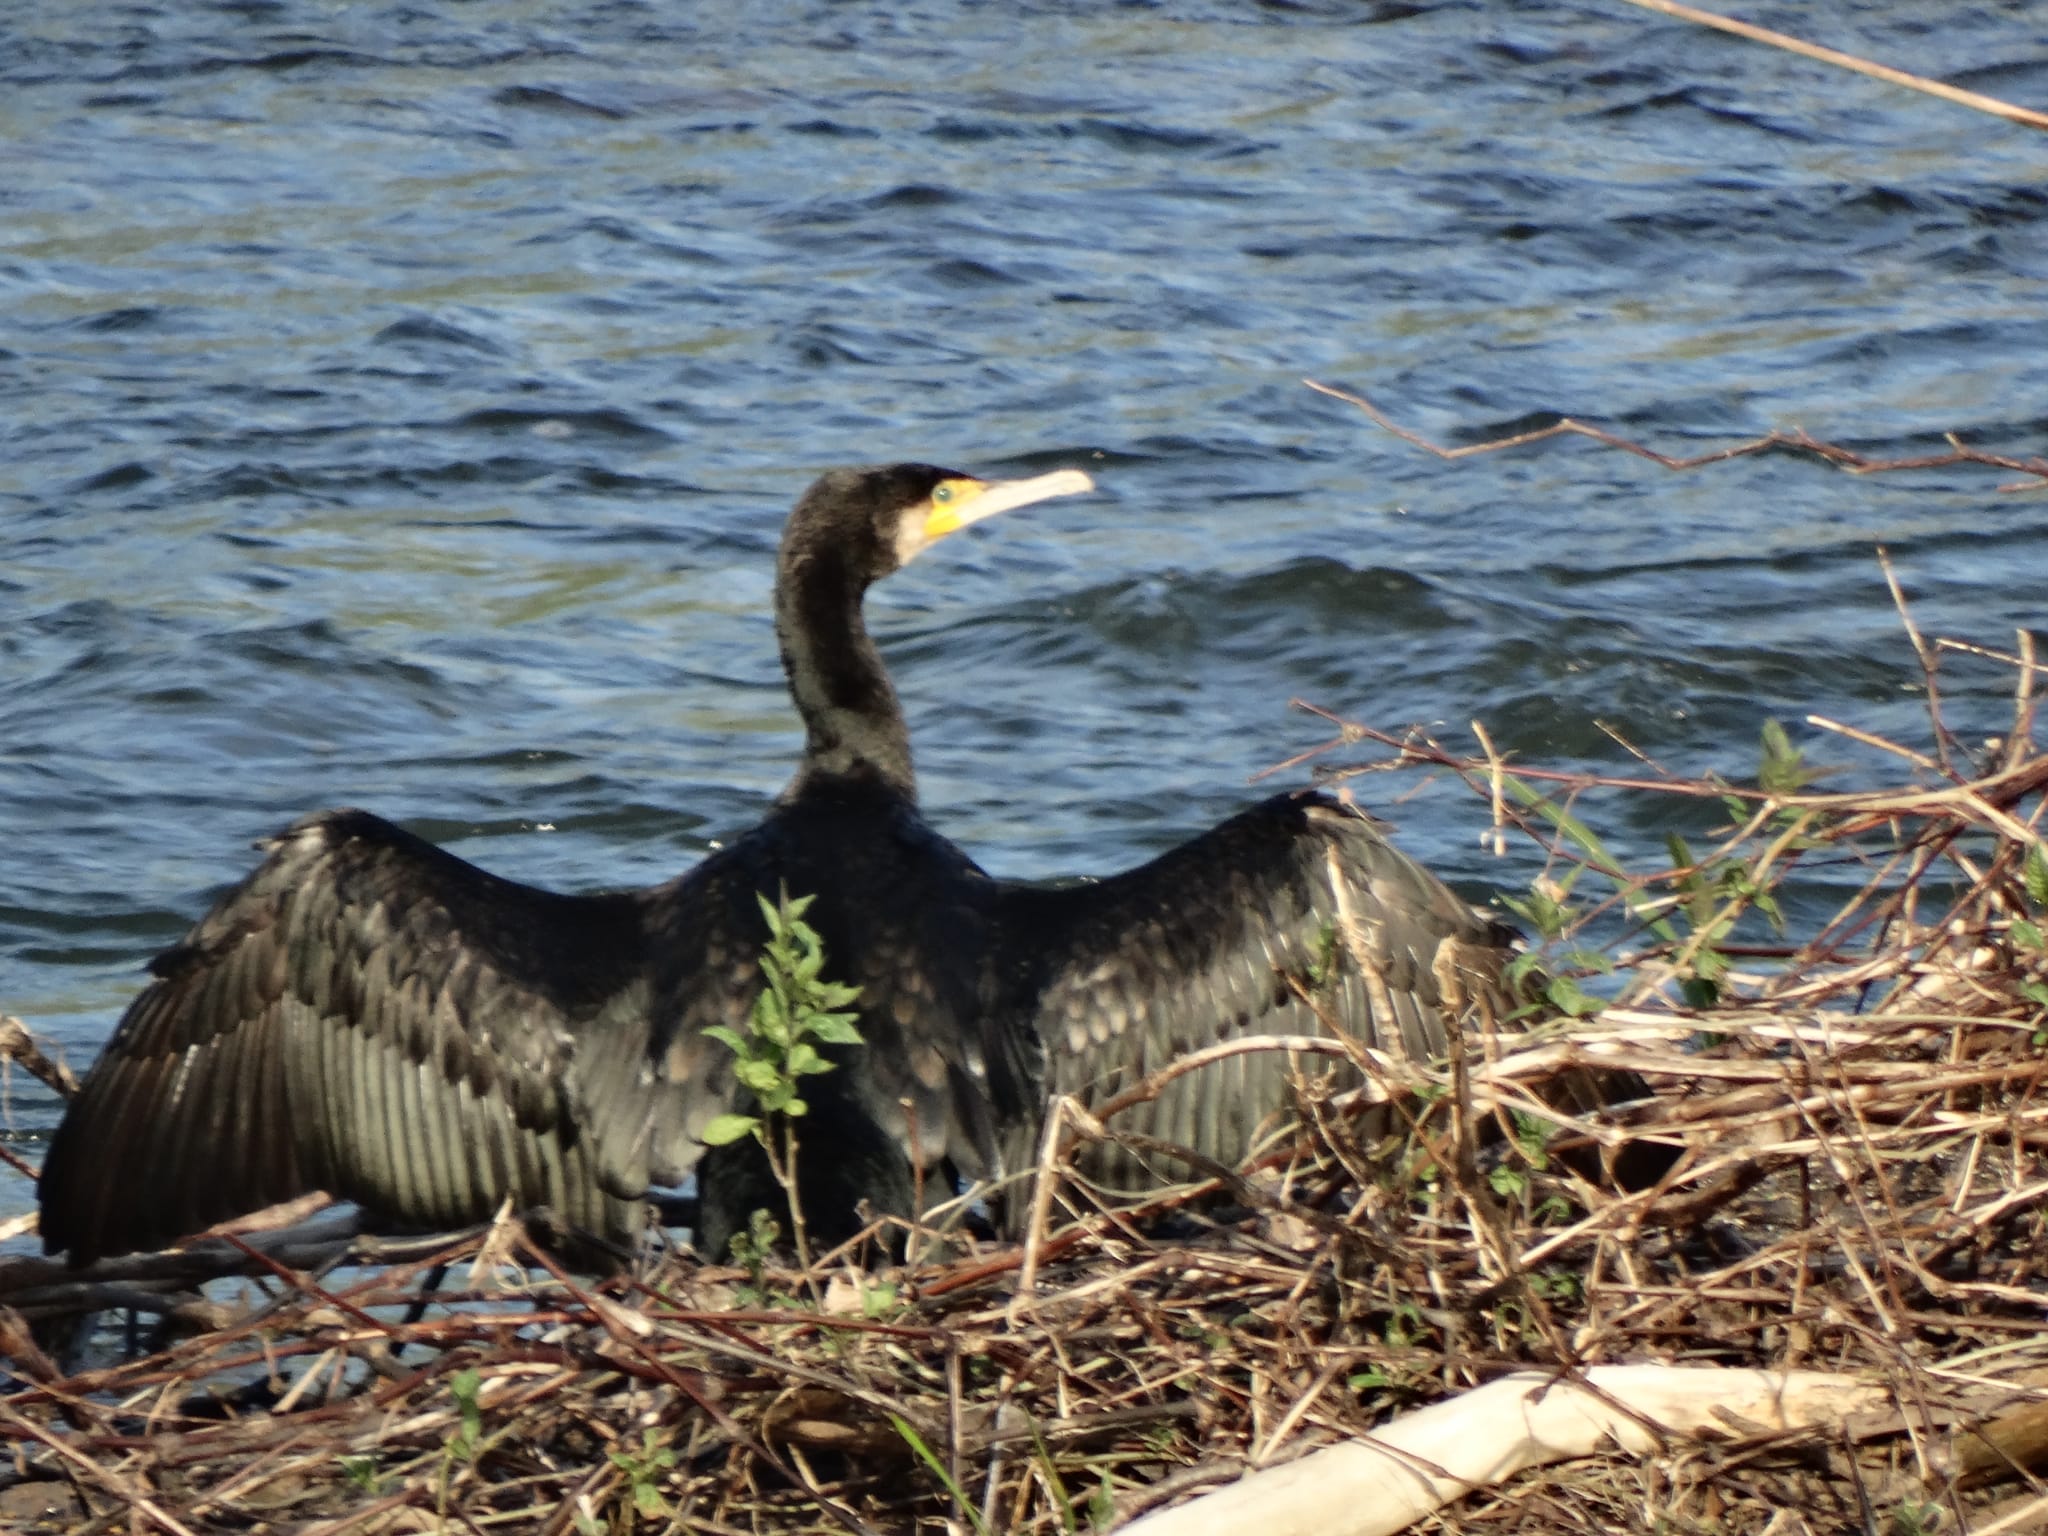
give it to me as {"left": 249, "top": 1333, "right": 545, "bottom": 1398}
{"left": 2028, "top": 843, "right": 2048, "bottom": 910}
{"left": 340, "top": 1456, "right": 379, "bottom": 1492}
{"left": 785, "top": 1041, "right": 827, "bottom": 1076}
{"left": 449, "top": 1366, "right": 483, "bottom": 1458}
{"left": 1089, "top": 1471, "right": 1117, "bottom": 1534}
{"left": 1504, "top": 778, "right": 1627, "bottom": 878}
{"left": 701, "top": 1113, "right": 762, "bottom": 1146}
{"left": 2012, "top": 919, "right": 2045, "bottom": 952}
{"left": 701, "top": 1024, "right": 750, "bottom": 1055}
{"left": 2020, "top": 979, "right": 2048, "bottom": 1011}
{"left": 1752, "top": 887, "right": 1785, "bottom": 933}
{"left": 1544, "top": 975, "right": 1603, "bottom": 1017}
{"left": 1557, "top": 948, "right": 1614, "bottom": 975}
{"left": 750, "top": 990, "right": 789, "bottom": 1040}
{"left": 890, "top": 1414, "right": 990, "bottom": 1536}
{"left": 1509, "top": 1111, "right": 1554, "bottom": 1164}
{"left": 1501, "top": 888, "right": 1567, "bottom": 941}
{"left": 1758, "top": 718, "right": 1810, "bottom": 795}
{"left": 733, "top": 1058, "right": 785, "bottom": 1094}
{"left": 808, "top": 1014, "right": 866, "bottom": 1046}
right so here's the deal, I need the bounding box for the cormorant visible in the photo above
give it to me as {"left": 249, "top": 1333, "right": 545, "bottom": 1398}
{"left": 38, "top": 463, "right": 1560, "bottom": 1267}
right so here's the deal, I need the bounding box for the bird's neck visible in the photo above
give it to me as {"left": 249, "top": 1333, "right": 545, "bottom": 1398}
{"left": 775, "top": 545, "right": 917, "bottom": 801}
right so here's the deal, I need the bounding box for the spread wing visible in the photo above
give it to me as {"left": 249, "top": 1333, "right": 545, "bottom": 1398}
{"left": 38, "top": 809, "right": 667, "bottom": 1265}
{"left": 994, "top": 790, "right": 1519, "bottom": 1189}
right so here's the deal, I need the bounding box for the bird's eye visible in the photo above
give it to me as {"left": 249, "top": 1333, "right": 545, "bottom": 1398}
{"left": 933, "top": 485, "right": 953, "bottom": 504}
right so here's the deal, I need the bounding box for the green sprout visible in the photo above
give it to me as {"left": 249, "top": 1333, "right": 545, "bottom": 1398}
{"left": 701, "top": 889, "right": 864, "bottom": 1271}
{"left": 609, "top": 1429, "right": 677, "bottom": 1522}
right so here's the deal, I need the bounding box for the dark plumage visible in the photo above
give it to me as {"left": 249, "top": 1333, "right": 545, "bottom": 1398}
{"left": 39, "top": 462, "right": 1545, "bottom": 1268}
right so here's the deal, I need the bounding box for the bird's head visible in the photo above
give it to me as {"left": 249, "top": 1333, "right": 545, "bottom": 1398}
{"left": 784, "top": 462, "right": 1096, "bottom": 587}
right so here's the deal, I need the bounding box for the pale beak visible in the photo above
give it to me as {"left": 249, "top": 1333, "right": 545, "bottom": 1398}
{"left": 923, "top": 468, "right": 1095, "bottom": 542}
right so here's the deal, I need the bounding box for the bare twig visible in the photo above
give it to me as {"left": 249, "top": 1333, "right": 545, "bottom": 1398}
{"left": 1305, "top": 379, "right": 2048, "bottom": 490}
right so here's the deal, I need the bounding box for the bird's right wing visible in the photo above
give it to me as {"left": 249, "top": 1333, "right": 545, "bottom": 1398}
{"left": 38, "top": 809, "right": 662, "bottom": 1264}
{"left": 993, "top": 790, "right": 1518, "bottom": 1190}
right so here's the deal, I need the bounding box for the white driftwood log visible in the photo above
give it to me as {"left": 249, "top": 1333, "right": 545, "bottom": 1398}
{"left": 1123, "top": 1365, "right": 1887, "bottom": 1536}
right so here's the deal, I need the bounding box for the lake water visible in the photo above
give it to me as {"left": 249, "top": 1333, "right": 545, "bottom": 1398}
{"left": 4, "top": 1, "right": 2045, "bottom": 1231}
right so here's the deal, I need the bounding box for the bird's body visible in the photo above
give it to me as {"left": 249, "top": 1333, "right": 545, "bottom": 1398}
{"left": 39, "top": 463, "right": 1533, "bottom": 1267}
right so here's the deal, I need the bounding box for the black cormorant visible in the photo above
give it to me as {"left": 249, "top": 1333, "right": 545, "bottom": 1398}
{"left": 38, "top": 463, "right": 1555, "bottom": 1266}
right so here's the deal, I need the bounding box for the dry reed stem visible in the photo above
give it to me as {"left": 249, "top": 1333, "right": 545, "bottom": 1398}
{"left": 1610, "top": 0, "right": 2048, "bottom": 132}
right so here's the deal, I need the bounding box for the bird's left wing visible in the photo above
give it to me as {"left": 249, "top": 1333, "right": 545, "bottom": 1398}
{"left": 992, "top": 789, "right": 1517, "bottom": 1189}
{"left": 38, "top": 809, "right": 662, "bottom": 1264}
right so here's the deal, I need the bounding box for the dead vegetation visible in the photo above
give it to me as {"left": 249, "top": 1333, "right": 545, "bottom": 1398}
{"left": 1, "top": 604, "right": 2045, "bottom": 1535}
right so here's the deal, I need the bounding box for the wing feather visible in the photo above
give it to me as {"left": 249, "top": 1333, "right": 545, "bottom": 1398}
{"left": 38, "top": 808, "right": 664, "bottom": 1264}
{"left": 996, "top": 789, "right": 1518, "bottom": 1188}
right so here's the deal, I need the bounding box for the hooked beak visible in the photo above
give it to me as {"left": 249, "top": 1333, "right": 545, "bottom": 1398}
{"left": 919, "top": 468, "right": 1095, "bottom": 546}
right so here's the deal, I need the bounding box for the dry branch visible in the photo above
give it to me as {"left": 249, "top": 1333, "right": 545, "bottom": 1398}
{"left": 0, "top": 1016, "right": 78, "bottom": 1103}
{"left": 1304, "top": 378, "right": 2048, "bottom": 490}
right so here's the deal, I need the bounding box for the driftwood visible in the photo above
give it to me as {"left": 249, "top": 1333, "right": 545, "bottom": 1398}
{"left": 1124, "top": 1366, "right": 1891, "bottom": 1536}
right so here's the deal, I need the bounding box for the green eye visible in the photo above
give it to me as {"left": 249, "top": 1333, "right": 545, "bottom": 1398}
{"left": 933, "top": 485, "right": 953, "bottom": 504}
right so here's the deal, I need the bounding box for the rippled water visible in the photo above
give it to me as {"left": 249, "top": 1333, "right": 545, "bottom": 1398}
{"left": 4, "top": 3, "right": 2046, "bottom": 1230}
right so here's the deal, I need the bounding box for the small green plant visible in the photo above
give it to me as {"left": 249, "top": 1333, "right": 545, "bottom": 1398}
{"left": 1502, "top": 872, "right": 1578, "bottom": 943}
{"left": 436, "top": 1366, "right": 488, "bottom": 1519}
{"left": 1382, "top": 1300, "right": 1425, "bottom": 1350}
{"left": 726, "top": 1206, "right": 782, "bottom": 1291}
{"left": 447, "top": 1366, "right": 484, "bottom": 1461}
{"left": 860, "top": 1277, "right": 901, "bottom": 1319}
{"left": 1502, "top": 871, "right": 1613, "bottom": 1017}
{"left": 1535, "top": 1192, "right": 1576, "bottom": 1223}
{"left": 701, "top": 889, "right": 864, "bottom": 1269}
{"left": 1487, "top": 1111, "right": 1554, "bottom": 1203}
{"left": 2020, "top": 845, "right": 2048, "bottom": 1038}
{"left": 1498, "top": 759, "right": 1807, "bottom": 1016}
{"left": 1087, "top": 1469, "right": 1117, "bottom": 1533}
{"left": 1757, "top": 717, "right": 1816, "bottom": 797}
{"left": 609, "top": 1428, "right": 677, "bottom": 1522}
{"left": 339, "top": 1455, "right": 381, "bottom": 1495}
{"left": 1891, "top": 1497, "right": 1945, "bottom": 1536}
{"left": 1511, "top": 1109, "right": 1554, "bottom": 1167}
{"left": 1487, "top": 1162, "right": 1527, "bottom": 1199}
